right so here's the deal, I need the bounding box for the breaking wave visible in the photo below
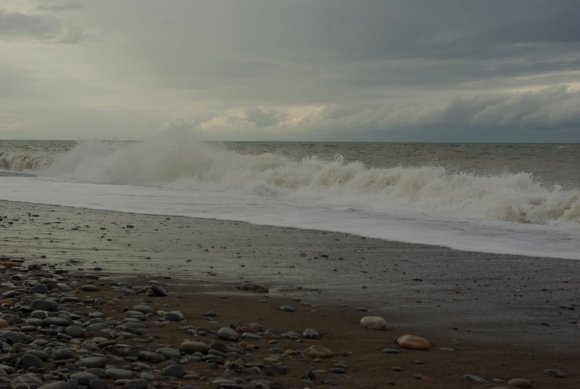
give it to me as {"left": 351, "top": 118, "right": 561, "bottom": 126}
{"left": 0, "top": 150, "right": 57, "bottom": 171}
{"left": 33, "top": 135, "right": 580, "bottom": 226}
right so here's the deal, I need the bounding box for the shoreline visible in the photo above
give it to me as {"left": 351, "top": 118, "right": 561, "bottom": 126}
{"left": 1, "top": 199, "right": 580, "bottom": 387}
{"left": 1, "top": 200, "right": 579, "bottom": 348}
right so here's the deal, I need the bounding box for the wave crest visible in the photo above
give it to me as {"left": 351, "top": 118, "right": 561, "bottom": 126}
{"left": 40, "top": 136, "right": 580, "bottom": 225}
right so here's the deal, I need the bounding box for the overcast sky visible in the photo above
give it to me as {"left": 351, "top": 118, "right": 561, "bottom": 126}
{"left": 1, "top": 0, "right": 580, "bottom": 141}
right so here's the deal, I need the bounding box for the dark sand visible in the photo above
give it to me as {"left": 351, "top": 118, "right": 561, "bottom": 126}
{"left": 1, "top": 200, "right": 579, "bottom": 388}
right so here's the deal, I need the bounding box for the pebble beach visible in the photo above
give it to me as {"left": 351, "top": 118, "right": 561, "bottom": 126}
{"left": 1, "top": 200, "right": 579, "bottom": 388}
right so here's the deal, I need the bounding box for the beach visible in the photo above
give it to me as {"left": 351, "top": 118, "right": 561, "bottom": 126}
{"left": 1, "top": 199, "right": 578, "bottom": 388}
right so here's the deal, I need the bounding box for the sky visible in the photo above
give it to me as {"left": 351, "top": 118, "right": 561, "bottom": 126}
{"left": 1, "top": 0, "right": 580, "bottom": 142}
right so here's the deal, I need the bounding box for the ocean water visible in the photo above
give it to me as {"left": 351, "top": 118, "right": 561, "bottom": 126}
{"left": 1, "top": 135, "right": 579, "bottom": 259}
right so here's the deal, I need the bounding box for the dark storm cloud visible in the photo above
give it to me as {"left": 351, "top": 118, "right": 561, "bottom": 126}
{"left": 2, "top": 0, "right": 580, "bottom": 141}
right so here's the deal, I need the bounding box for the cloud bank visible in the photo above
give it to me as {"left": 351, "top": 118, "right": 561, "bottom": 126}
{"left": 0, "top": 0, "right": 579, "bottom": 141}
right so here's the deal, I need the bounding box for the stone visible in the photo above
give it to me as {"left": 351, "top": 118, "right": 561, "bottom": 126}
{"left": 150, "top": 285, "right": 167, "bottom": 297}
{"left": 30, "top": 299, "right": 58, "bottom": 312}
{"left": 302, "top": 328, "right": 320, "bottom": 339}
{"left": 305, "top": 345, "right": 333, "bottom": 358}
{"left": 89, "top": 379, "right": 108, "bottom": 389}
{"left": 162, "top": 364, "right": 186, "bottom": 378}
{"left": 132, "top": 304, "right": 155, "bottom": 314}
{"left": 507, "top": 378, "right": 532, "bottom": 387}
{"left": 0, "top": 319, "right": 9, "bottom": 329}
{"left": 38, "top": 381, "right": 69, "bottom": 389}
{"left": 180, "top": 340, "right": 209, "bottom": 354}
{"left": 81, "top": 285, "right": 98, "bottom": 292}
{"left": 65, "top": 325, "right": 85, "bottom": 338}
{"left": 217, "top": 327, "right": 239, "bottom": 341}
{"left": 397, "top": 335, "right": 431, "bottom": 350}
{"left": 124, "top": 379, "right": 149, "bottom": 389}
{"left": 279, "top": 305, "right": 296, "bottom": 312}
{"left": 156, "top": 347, "right": 181, "bottom": 359}
{"left": 239, "top": 282, "right": 269, "bottom": 293}
{"left": 70, "top": 372, "right": 99, "bottom": 385}
{"left": 79, "top": 356, "right": 107, "bottom": 368}
{"left": 19, "top": 353, "right": 44, "bottom": 370}
{"left": 463, "top": 374, "right": 488, "bottom": 384}
{"left": 360, "top": 316, "right": 387, "bottom": 330}
{"left": 543, "top": 369, "right": 566, "bottom": 378}
{"left": 164, "top": 311, "right": 184, "bottom": 321}
{"left": 105, "top": 368, "right": 134, "bottom": 380}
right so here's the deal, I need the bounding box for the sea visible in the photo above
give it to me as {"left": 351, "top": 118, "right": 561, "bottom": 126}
{"left": 1, "top": 135, "right": 579, "bottom": 260}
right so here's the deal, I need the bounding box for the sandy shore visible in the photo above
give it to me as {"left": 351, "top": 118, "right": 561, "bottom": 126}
{"left": 1, "top": 200, "right": 579, "bottom": 388}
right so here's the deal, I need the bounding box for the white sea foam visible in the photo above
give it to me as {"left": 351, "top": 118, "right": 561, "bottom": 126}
{"left": 38, "top": 135, "right": 579, "bottom": 226}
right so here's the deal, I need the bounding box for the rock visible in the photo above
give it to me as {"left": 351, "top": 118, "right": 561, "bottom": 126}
{"left": 150, "top": 285, "right": 167, "bottom": 297}
{"left": 10, "top": 373, "right": 44, "bottom": 388}
{"left": 463, "top": 374, "right": 488, "bottom": 384}
{"left": 302, "top": 328, "right": 320, "bottom": 339}
{"left": 79, "top": 356, "right": 107, "bottom": 368}
{"left": 138, "top": 351, "right": 166, "bottom": 363}
{"left": 70, "top": 372, "right": 99, "bottom": 385}
{"left": 0, "top": 319, "right": 8, "bottom": 329}
{"left": 279, "top": 305, "right": 296, "bottom": 312}
{"left": 156, "top": 347, "right": 181, "bottom": 359}
{"left": 164, "top": 311, "right": 184, "bottom": 321}
{"left": 132, "top": 304, "right": 155, "bottom": 314}
{"left": 396, "top": 335, "right": 431, "bottom": 350}
{"left": 39, "top": 381, "right": 69, "bottom": 389}
{"left": 105, "top": 368, "right": 134, "bottom": 380}
{"left": 382, "top": 347, "right": 400, "bottom": 354}
{"left": 217, "top": 327, "right": 239, "bottom": 341}
{"left": 162, "top": 364, "right": 186, "bottom": 378}
{"left": 180, "top": 340, "right": 209, "bottom": 354}
{"left": 89, "top": 379, "right": 108, "bottom": 389}
{"left": 80, "top": 285, "right": 98, "bottom": 292}
{"left": 30, "top": 299, "right": 58, "bottom": 312}
{"left": 508, "top": 377, "right": 532, "bottom": 387}
{"left": 360, "top": 316, "right": 388, "bottom": 330}
{"left": 18, "top": 353, "right": 44, "bottom": 370}
{"left": 65, "top": 325, "right": 85, "bottom": 338}
{"left": 239, "top": 282, "right": 269, "bottom": 293}
{"left": 305, "top": 345, "right": 333, "bottom": 358}
{"left": 543, "top": 369, "right": 566, "bottom": 378}
{"left": 124, "top": 379, "right": 149, "bottom": 389}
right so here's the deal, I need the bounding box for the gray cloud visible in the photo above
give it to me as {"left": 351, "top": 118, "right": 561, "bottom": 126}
{"left": 1, "top": 0, "right": 580, "bottom": 141}
{"left": 183, "top": 86, "right": 580, "bottom": 142}
{"left": 0, "top": 10, "right": 83, "bottom": 43}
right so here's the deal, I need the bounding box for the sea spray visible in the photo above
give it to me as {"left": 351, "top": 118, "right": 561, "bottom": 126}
{"left": 35, "top": 136, "right": 580, "bottom": 226}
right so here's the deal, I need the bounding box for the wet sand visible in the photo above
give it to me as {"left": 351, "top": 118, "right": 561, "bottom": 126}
{"left": 1, "top": 200, "right": 579, "bottom": 388}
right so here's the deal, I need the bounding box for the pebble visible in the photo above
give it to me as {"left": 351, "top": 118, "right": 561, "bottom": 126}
{"left": 543, "top": 368, "right": 566, "bottom": 378}
{"left": 464, "top": 374, "right": 488, "bottom": 384}
{"left": 305, "top": 345, "right": 334, "bottom": 358}
{"left": 164, "top": 311, "right": 184, "bottom": 321}
{"left": 150, "top": 285, "right": 167, "bottom": 297}
{"left": 81, "top": 285, "right": 99, "bottom": 292}
{"left": 105, "top": 368, "right": 134, "bottom": 380}
{"left": 65, "top": 325, "right": 85, "bottom": 338}
{"left": 396, "top": 334, "right": 431, "bottom": 350}
{"left": 79, "top": 357, "right": 107, "bottom": 368}
{"left": 507, "top": 377, "right": 532, "bottom": 387}
{"left": 217, "top": 327, "right": 240, "bottom": 341}
{"left": 302, "top": 328, "right": 320, "bottom": 339}
{"left": 162, "top": 363, "right": 187, "bottom": 378}
{"left": 279, "top": 305, "right": 296, "bottom": 312}
{"left": 180, "top": 340, "right": 210, "bottom": 353}
{"left": 239, "top": 282, "right": 269, "bottom": 293}
{"left": 30, "top": 298, "right": 58, "bottom": 311}
{"left": 359, "top": 315, "right": 387, "bottom": 330}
